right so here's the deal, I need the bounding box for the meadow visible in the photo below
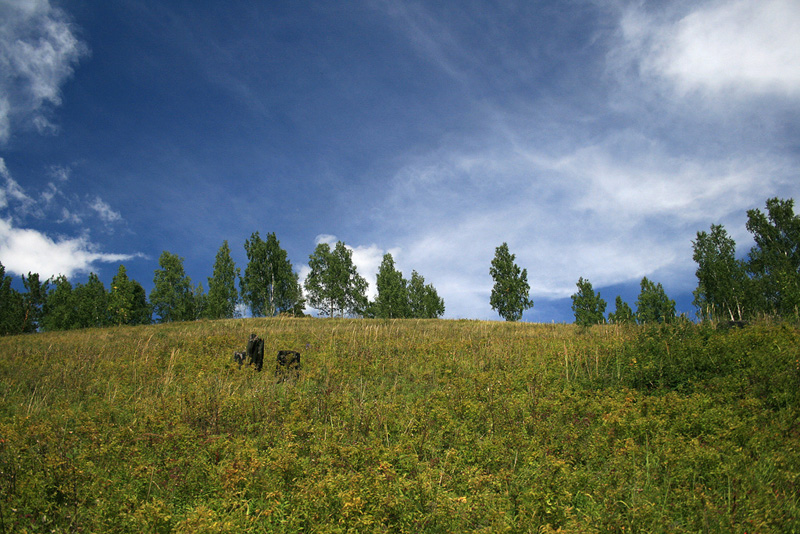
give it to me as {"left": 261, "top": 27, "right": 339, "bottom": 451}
{"left": 0, "top": 318, "right": 798, "bottom": 533}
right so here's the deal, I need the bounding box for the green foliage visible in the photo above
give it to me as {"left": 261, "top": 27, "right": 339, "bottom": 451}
{"left": 692, "top": 224, "right": 750, "bottom": 321}
{"left": 305, "top": 241, "right": 368, "bottom": 317}
{"left": 74, "top": 273, "right": 112, "bottom": 328}
{"left": 21, "top": 272, "right": 48, "bottom": 332}
{"left": 571, "top": 277, "right": 607, "bottom": 327}
{"left": 0, "top": 262, "right": 25, "bottom": 335}
{"left": 242, "top": 232, "right": 302, "bottom": 317}
{"left": 373, "top": 253, "right": 410, "bottom": 319}
{"left": 602, "top": 322, "right": 800, "bottom": 409}
{"left": 150, "top": 251, "right": 195, "bottom": 323}
{"left": 205, "top": 241, "right": 240, "bottom": 320}
{"left": 41, "top": 273, "right": 116, "bottom": 331}
{"left": 489, "top": 242, "right": 533, "bottom": 321}
{"left": 692, "top": 198, "right": 800, "bottom": 322}
{"left": 109, "top": 265, "right": 151, "bottom": 326}
{"left": 746, "top": 197, "right": 800, "bottom": 317}
{"left": 371, "top": 257, "right": 445, "bottom": 319}
{"left": 41, "top": 275, "right": 76, "bottom": 331}
{"left": 608, "top": 296, "right": 635, "bottom": 324}
{"left": 408, "top": 270, "right": 445, "bottom": 319}
{"left": 1, "top": 319, "right": 798, "bottom": 533}
{"left": 191, "top": 281, "right": 208, "bottom": 320}
{"left": 636, "top": 277, "right": 676, "bottom": 324}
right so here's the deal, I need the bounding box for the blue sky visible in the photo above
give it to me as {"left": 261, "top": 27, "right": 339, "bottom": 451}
{"left": 1, "top": 0, "right": 799, "bottom": 321}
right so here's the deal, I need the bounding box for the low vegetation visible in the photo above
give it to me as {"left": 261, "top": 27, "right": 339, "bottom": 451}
{"left": 1, "top": 318, "right": 798, "bottom": 532}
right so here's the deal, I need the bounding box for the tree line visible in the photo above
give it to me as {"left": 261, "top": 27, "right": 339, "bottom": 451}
{"left": 2, "top": 197, "right": 796, "bottom": 334}
{"left": 0, "top": 232, "right": 445, "bottom": 335}
{"left": 488, "top": 197, "right": 799, "bottom": 325}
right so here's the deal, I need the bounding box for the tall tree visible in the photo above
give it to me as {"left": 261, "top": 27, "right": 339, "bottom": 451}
{"left": 129, "top": 279, "right": 151, "bottom": 325}
{"left": 333, "top": 241, "right": 368, "bottom": 317}
{"left": 191, "top": 282, "right": 207, "bottom": 320}
{"left": 692, "top": 224, "right": 750, "bottom": 321}
{"left": 205, "top": 240, "right": 240, "bottom": 319}
{"left": 489, "top": 242, "right": 533, "bottom": 322}
{"left": 21, "top": 272, "right": 48, "bottom": 332}
{"left": 635, "top": 277, "right": 676, "bottom": 324}
{"left": 304, "top": 240, "right": 368, "bottom": 317}
{"left": 305, "top": 242, "right": 336, "bottom": 317}
{"left": 408, "top": 270, "right": 445, "bottom": 319}
{"left": 242, "top": 232, "right": 303, "bottom": 317}
{"left": 373, "top": 253, "right": 409, "bottom": 319}
{"left": 150, "top": 251, "right": 194, "bottom": 323}
{"left": 0, "top": 262, "right": 24, "bottom": 335}
{"left": 571, "top": 277, "right": 607, "bottom": 327}
{"left": 42, "top": 275, "right": 76, "bottom": 331}
{"left": 745, "top": 197, "right": 800, "bottom": 317}
{"left": 608, "top": 296, "right": 635, "bottom": 324}
{"left": 109, "top": 264, "right": 150, "bottom": 325}
{"left": 74, "top": 273, "right": 111, "bottom": 328}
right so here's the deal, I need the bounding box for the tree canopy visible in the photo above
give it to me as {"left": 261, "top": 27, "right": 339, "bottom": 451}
{"left": 571, "top": 277, "right": 607, "bottom": 327}
{"left": 608, "top": 296, "right": 635, "bottom": 325}
{"left": 0, "top": 262, "right": 24, "bottom": 335}
{"left": 745, "top": 197, "right": 800, "bottom": 317}
{"left": 206, "top": 241, "right": 240, "bottom": 320}
{"left": 150, "top": 251, "right": 194, "bottom": 323}
{"left": 369, "top": 255, "right": 445, "bottom": 319}
{"left": 692, "top": 224, "right": 749, "bottom": 321}
{"left": 242, "top": 232, "right": 303, "bottom": 317}
{"left": 305, "top": 241, "right": 368, "bottom": 317}
{"left": 373, "top": 253, "right": 410, "bottom": 319}
{"left": 636, "top": 277, "right": 676, "bottom": 324}
{"left": 489, "top": 243, "right": 533, "bottom": 322}
{"left": 109, "top": 265, "right": 151, "bottom": 326}
{"left": 408, "top": 270, "right": 445, "bottom": 319}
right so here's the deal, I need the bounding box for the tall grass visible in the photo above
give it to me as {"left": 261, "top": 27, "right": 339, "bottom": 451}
{"left": 0, "top": 318, "right": 798, "bottom": 532}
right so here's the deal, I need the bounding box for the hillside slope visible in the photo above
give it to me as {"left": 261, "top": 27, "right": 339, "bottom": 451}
{"left": 1, "top": 318, "right": 798, "bottom": 533}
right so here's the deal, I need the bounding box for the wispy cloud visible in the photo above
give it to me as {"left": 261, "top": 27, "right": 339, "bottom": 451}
{"left": 0, "top": 0, "right": 88, "bottom": 142}
{"left": 0, "top": 158, "right": 33, "bottom": 212}
{"left": 350, "top": 0, "right": 800, "bottom": 319}
{"left": 89, "top": 196, "right": 122, "bottom": 224}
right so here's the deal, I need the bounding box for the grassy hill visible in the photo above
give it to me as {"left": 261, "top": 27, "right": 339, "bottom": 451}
{"left": 1, "top": 318, "right": 798, "bottom": 533}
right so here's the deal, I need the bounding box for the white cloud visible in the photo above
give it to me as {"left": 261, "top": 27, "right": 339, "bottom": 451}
{"left": 620, "top": 0, "right": 800, "bottom": 97}
{"left": 1, "top": 159, "right": 137, "bottom": 278}
{"left": 0, "top": 218, "right": 135, "bottom": 278}
{"left": 0, "top": 0, "right": 88, "bottom": 142}
{"left": 89, "top": 196, "right": 122, "bottom": 224}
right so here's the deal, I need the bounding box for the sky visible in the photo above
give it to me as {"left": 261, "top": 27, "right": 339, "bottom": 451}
{"left": 1, "top": 0, "right": 799, "bottom": 322}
